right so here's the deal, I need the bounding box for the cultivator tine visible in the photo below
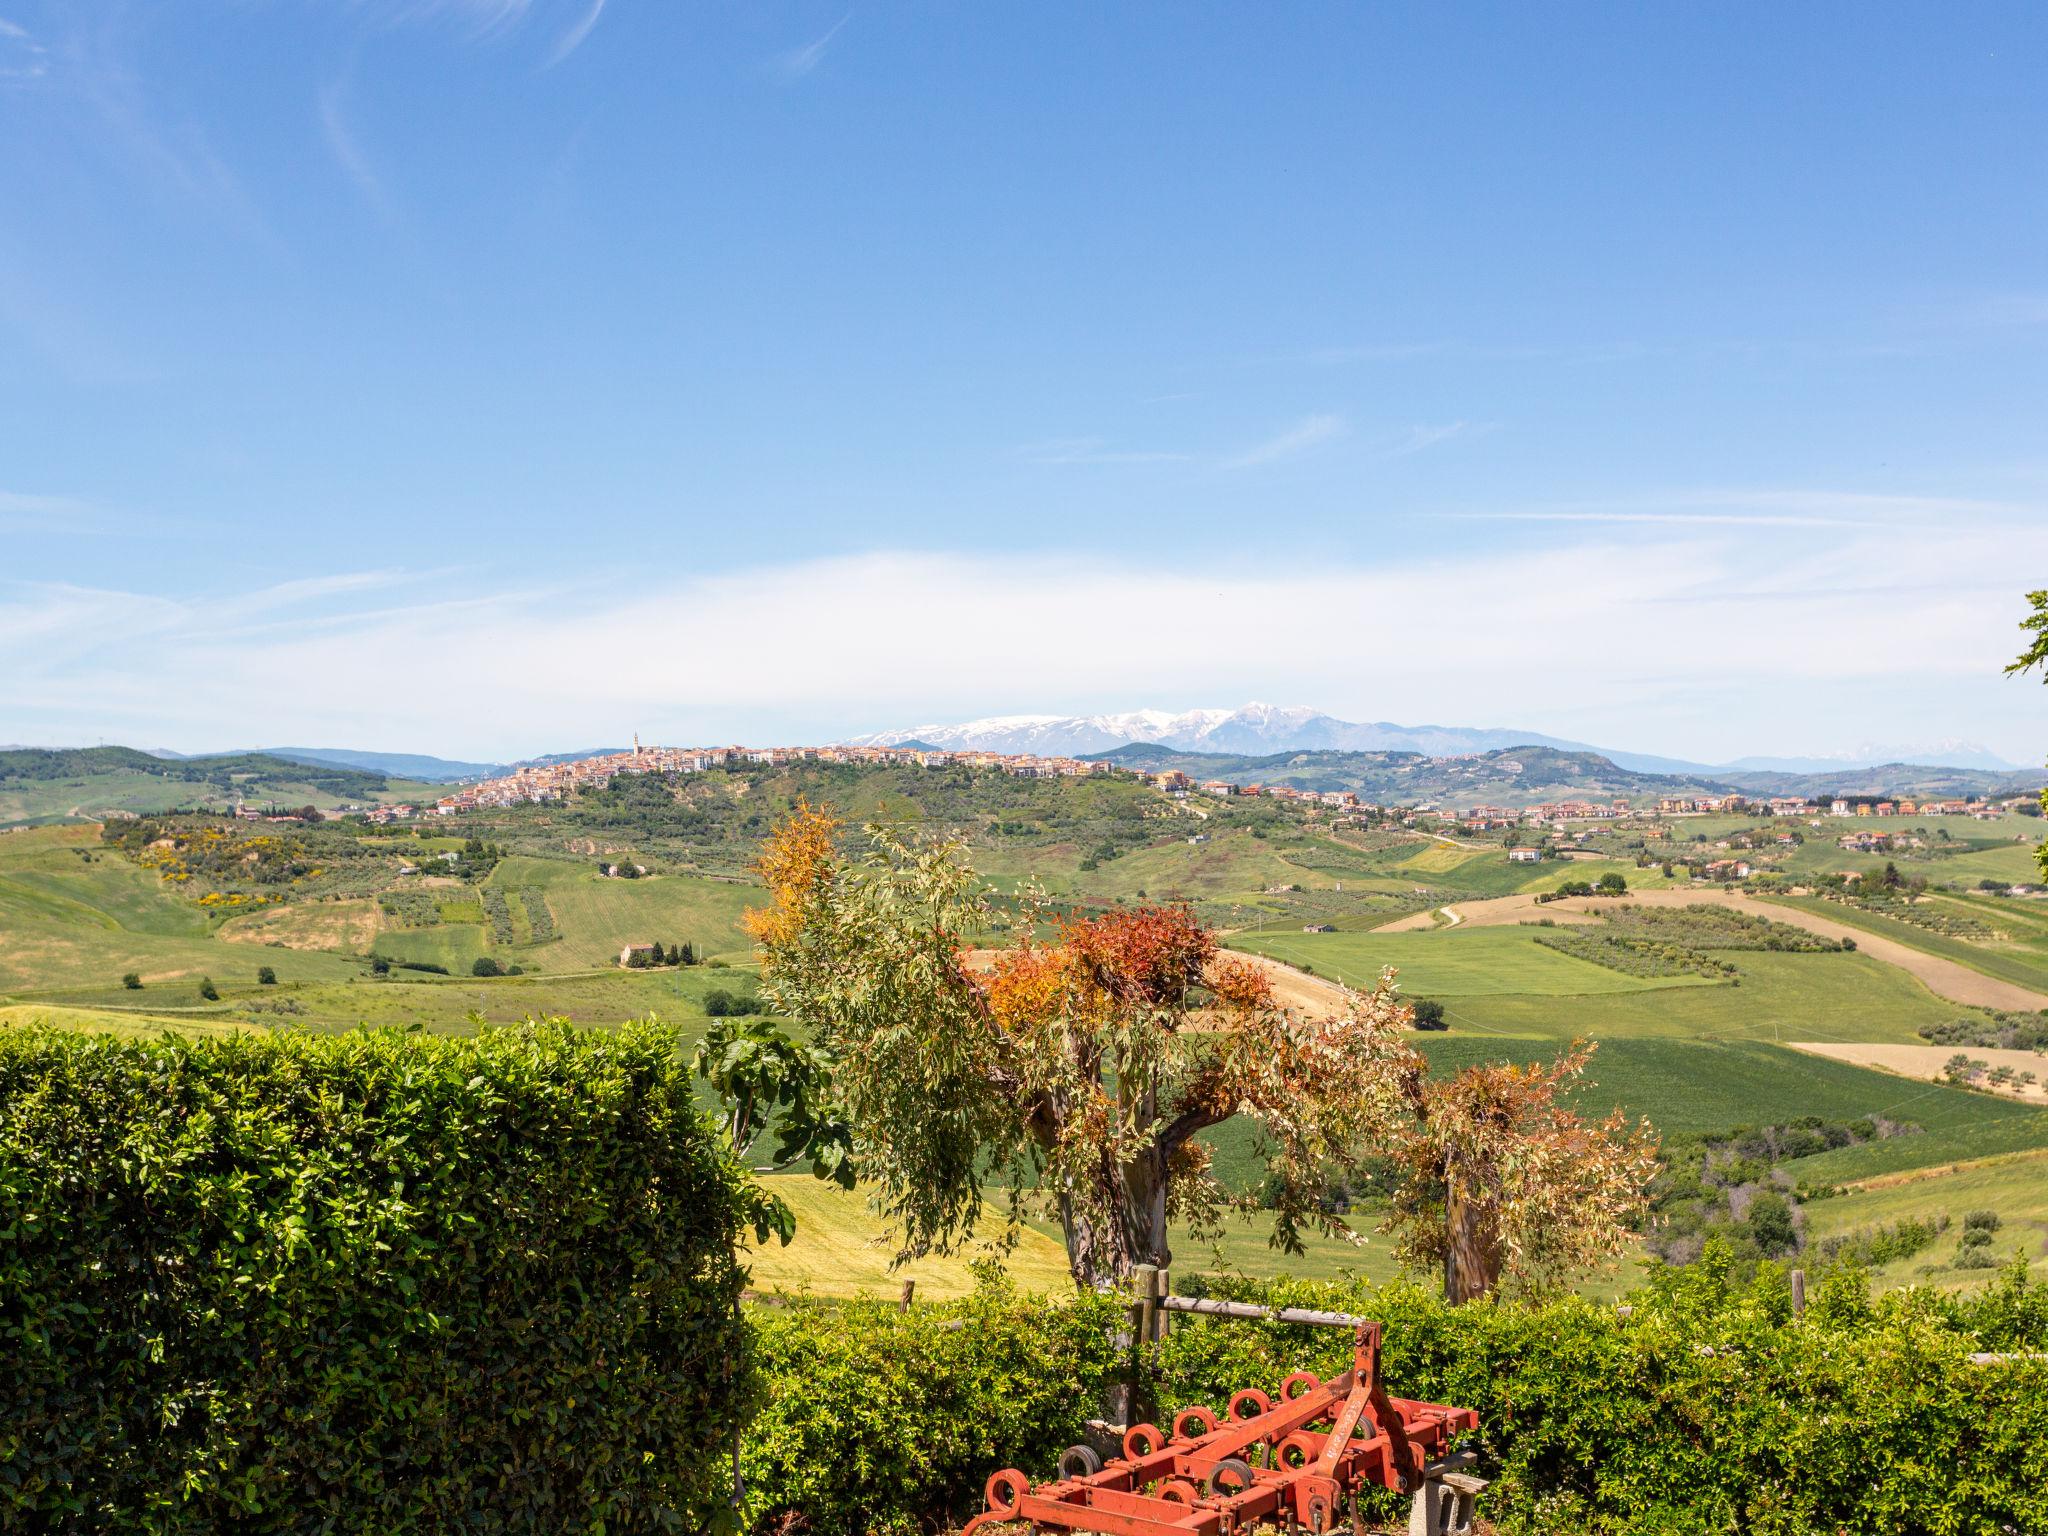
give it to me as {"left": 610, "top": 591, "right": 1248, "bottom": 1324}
{"left": 961, "top": 1317, "right": 1480, "bottom": 1536}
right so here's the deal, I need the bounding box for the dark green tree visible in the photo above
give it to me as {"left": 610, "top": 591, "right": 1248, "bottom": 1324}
{"left": 198, "top": 977, "right": 219, "bottom": 1001}
{"left": 122, "top": 972, "right": 142, "bottom": 990}
{"left": 257, "top": 966, "right": 277, "bottom": 985}
{"left": 1745, "top": 1189, "right": 1798, "bottom": 1256}
{"left": 2008, "top": 589, "right": 2048, "bottom": 877}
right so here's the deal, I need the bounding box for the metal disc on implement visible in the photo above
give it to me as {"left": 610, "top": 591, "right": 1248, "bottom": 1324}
{"left": 1056, "top": 1444, "right": 1101, "bottom": 1481}
{"left": 1206, "top": 1456, "right": 1256, "bottom": 1495}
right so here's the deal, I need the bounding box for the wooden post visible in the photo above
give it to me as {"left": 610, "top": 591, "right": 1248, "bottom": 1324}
{"left": 1790, "top": 1268, "right": 1805, "bottom": 1318}
{"left": 1132, "top": 1264, "right": 1160, "bottom": 1348}
{"left": 1156, "top": 1270, "right": 1171, "bottom": 1341}
{"left": 898, "top": 1278, "right": 915, "bottom": 1313}
{"left": 1129, "top": 1265, "right": 1160, "bottom": 1427}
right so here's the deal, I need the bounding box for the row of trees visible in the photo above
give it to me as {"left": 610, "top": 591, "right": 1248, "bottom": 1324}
{"left": 623, "top": 940, "right": 697, "bottom": 968}
{"left": 714, "top": 802, "right": 1657, "bottom": 1302}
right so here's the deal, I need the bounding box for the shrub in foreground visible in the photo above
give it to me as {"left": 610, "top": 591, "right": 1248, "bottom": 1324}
{"left": 743, "top": 1273, "right": 1124, "bottom": 1536}
{"left": 1149, "top": 1259, "right": 2048, "bottom": 1536}
{"left": 736, "top": 1254, "right": 2048, "bottom": 1536}
{"left": 0, "top": 1020, "right": 754, "bottom": 1534}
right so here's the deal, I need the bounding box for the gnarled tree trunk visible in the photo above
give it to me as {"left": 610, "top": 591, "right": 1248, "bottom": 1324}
{"left": 1441, "top": 1166, "right": 1501, "bottom": 1304}
{"left": 1058, "top": 1145, "right": 1173, "bottom": 1289}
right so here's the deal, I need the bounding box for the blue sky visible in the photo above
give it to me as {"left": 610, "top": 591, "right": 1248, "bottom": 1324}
{"left": 4, "top": 2, "right": 2048, "bottom": 763}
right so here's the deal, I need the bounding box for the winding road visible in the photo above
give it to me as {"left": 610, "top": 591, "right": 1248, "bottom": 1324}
{"left": 1375, "top": 887, "right": 2048, "bottom": 1012}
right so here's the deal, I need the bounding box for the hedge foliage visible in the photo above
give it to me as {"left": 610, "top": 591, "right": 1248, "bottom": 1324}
{"left": 0, "top": 1021, "right": 754, "bottom": 1534}
{"left": 743, "top": 1272, "right": 1124, "bottom": 1536}
{"left": 742, "top": 1254, "right": 2048, "bottom": 1536}
{"left": 1152, "top": 1257, "right": 2048, "bottom": 1536}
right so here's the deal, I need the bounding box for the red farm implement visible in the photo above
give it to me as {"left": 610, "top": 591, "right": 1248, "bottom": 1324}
{"left": 963, "top": 1320, "right": 1482, "bottom": 1536}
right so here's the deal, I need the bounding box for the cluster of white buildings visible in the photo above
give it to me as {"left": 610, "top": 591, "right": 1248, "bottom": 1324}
{"left": 1145, "top": 770, "right": 1368, "bottom": 813}
{"left": 1443, "top": 799, "right": 1634, "bottom": 830}
{"left": 424, "top": 740, "right": 1117, "bottom": 814}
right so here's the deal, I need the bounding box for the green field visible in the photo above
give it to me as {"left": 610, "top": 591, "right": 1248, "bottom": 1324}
{"left": 1413, "top": 1034, "right": 2048, "bottom": 1148}
{"left": 1233, "top": 926, "right": 1720, "bottom": 997}
{"left": 1430, "top": 950, "right": 1958, "bottom": 1044}
{"left": 483, "top": 856, "right": 759, "bottom": 965}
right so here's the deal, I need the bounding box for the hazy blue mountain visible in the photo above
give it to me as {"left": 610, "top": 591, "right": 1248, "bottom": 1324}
{"left": 261, "top": 748, "right": 508, "bottom": 782}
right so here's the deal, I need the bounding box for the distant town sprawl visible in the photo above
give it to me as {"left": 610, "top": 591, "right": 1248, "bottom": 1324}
{"left": 317, "top": 739, "right": 2038, "bottom": 829}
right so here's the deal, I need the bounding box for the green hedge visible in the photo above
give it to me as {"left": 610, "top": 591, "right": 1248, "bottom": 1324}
{"left": 743, "top": 1274, "right": 1124, "bottom": 1536}
{"left": 0, "top": 1021, "right": 754, "bottom": 1534}
{"left": 1151, "top": 1260, "right": 2048, "bottom": 1536}
{"left": 740, "top": 1257, "right": 2048, "bottom": 1536}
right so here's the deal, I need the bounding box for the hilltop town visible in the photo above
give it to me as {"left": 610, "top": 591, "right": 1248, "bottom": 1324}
{"left": 374, "top": 738, "right": 2040, "bottom": 840}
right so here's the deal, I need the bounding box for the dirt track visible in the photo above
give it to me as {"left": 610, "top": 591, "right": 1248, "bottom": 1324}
{"left": 1376, "top": 892, "right": 1596, "bottom": 932}
{"left": 1231, "top": 951, "right": 1354, "bottom": 1017}
{"left": 1788, "top": 1041, "right": 2048, "bottom": 1101}
{"left": 1376, "top": 888, "right": 2048, "bottom": 1012}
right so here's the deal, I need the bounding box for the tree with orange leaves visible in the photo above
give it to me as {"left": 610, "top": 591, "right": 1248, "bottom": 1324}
{"left": 1381, "top": 1042, "right": 1659, "bottom": 1303}
{"left": 743, "top": 804, "right": 1415, "bottom": 1288}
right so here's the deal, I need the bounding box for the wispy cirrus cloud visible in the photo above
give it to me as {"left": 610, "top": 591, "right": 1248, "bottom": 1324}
{"left": 1378, "top": 421, "right": 1485, "bottom": 458}
{"left": 775, "top": 14, "right": 850, "bottom": 79}
{"left": 0, "top": 14, "right": 47, "bottom": 82}
{"left": 318, "top": 76, "right": 390, "bottom": 215}
{"left": 1221, "top": 413, "right": 1346, "bottom": 469}
{"left": 544, "top": 0, "right": 605, "bottom": 66}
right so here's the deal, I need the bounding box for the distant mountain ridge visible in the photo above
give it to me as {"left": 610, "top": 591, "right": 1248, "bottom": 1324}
{"left": 253, "top": 747, "right": 628, "bottom": 783}
{"left": 259, "top": 747, "right": 507, "bottom": 782}
{"left": 847, "top": 703, "right": 2024, "bottom": 775}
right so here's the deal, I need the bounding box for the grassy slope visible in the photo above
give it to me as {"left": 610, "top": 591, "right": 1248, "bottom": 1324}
{"left": 263, "top": 967, "right": 748, "bottom": 1034}
{"left": 1802, "top": 1151, "right": 2048, "bottom": 1286}
{"left": 0, "top": 1002, "right": 253, "bottom": 1039}
{"left": 0, "top": 826, "right": 363, "bottom": 996}
{"left": 486, "top": 856, "right": 759, "bottom": 966}
{"left": 743, "top": 1175, "right": 1075, "bottom": 1299}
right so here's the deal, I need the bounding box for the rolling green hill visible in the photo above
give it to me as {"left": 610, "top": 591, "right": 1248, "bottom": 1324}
{"left": 0, "top": 746, "right": 436, "bottom": 826}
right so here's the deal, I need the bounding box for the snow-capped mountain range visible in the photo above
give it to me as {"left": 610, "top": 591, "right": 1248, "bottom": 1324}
{"left": 845, "top": 704, "right": 2022, "bottom": 774}
{"left": 850, "top": 704, "right": 1618, "bottom": 761}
